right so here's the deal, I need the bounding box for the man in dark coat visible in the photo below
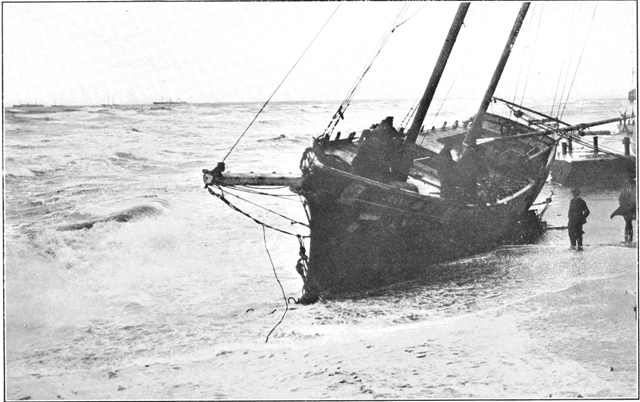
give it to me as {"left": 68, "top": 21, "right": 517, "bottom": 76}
{"left": 610, "top": 176, "right": 636, "bottom": 244}
{"left": 457, "top": 145, "right": 488, "bottom": 204}
{"left": 567, "top": 187, "right": 590, "bottom": 250}
{"left": 435, "top": 144, "right": 456, "bottom": 199}
{"left": 352, "top": 116, "right": 409, "bottom": 181}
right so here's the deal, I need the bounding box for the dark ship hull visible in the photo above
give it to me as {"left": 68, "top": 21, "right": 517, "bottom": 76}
{"left": 293, "top": 113, "right": 556, "bottom": 301}
{"left": 549, "top": 132, "right": 636, "bottom": 189}
{"left": 550, "top": 154, "right": 636, "bottom": 189}
{"left": 202, "top": 2, "right": 622, "bottom": 303}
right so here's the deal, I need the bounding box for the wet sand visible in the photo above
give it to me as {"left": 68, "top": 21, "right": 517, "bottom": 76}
{"left": 6, "top": 187, "right": 637, "bottom": 400}
{"left": 8, "top": 265, "right": 635, "bottom": 400}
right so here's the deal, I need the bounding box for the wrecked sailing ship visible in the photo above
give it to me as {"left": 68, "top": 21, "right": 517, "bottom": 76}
{"left": 549, "top": 87, "right": 636, "bottom": 189}
{"left": 203, "top": 3, "right": 621, "bottom": 303}
{"left": 493, "top": 96, "right": 636, "bottom": 189}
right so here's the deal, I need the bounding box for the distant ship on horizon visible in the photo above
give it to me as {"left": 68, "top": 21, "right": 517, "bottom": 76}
{"left": 12, "top": 103, "right": 44, "bottom": 107}
{"left": 153, "top": 100, "right": 187, "bottom": 105}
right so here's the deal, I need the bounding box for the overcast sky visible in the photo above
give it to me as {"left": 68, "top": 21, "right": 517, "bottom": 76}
{"left": 2, "top": 1, "right": 636, "bottom": 106}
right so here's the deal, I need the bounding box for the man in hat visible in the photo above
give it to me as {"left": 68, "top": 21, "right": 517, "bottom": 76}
{"left": 352, "top": 116, "right": 409, "bottom": 181}
{"left": 610, "top": 176, "right": 636, "bottom": 244}
{"left": 435, "top": 143, "right": 457, "bottom": 199}
{"left": 567, "top": 187, "right": 590, "bottom": 250}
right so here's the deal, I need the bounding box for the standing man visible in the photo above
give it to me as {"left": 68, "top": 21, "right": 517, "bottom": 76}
{"left": 610, "top": 176, "right": 636, "bottom": 244}
{"left": 568, "top": 188, "right": 590, "bottom": 251}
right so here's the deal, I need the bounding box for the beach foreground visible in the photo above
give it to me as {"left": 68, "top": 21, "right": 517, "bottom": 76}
{"left": 7, "top": 264, "right": 636, "bottom": 399}
{"left": 6, "top": 188, "right": 637, "bottom": 400}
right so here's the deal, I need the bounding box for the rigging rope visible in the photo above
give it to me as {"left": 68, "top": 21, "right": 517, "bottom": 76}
{"left": 222, "top": 3, "right": 342, "bottom": 162}
{"left": 400, "top": 98, "right": 420, "bottom": 129}
{"left": 230, "top": 186, "right": 302, "bottom": 201}
{"left": 565, "top": 135, "right": 627, "bottom": 158}
{"left": 519, "top": 4, "right": 543, "bottom": 105}
{"left": 498, "top": 99, "right": 628, "bottom": 158}
{"left": 510, "top": 2, "right": 535, "bottom": 112}
{"left": 320, "top": 3, "right": 411, "bottom": 139}
{"left": 395, "top": 3, "right": 428, "bottom": 30}
{"left": 206, "top": 185, "right": 309, "bottom": 238}
{"left": 555, "top": 3, "right": 582, "bottom": 119}
{"left": 559, "top": 4, "right": 598, "bottom": 120}
{"left": 550, "top": 3, "right": 578, "bottom": 118}
{"left": 263, "top": 225, "right": 289, "bottom": 343}
{"left": 220, "top": 188, "right": 310, "bottom": 227}
{"left": 298, "top": 194, "right": 311, "bottom": 224}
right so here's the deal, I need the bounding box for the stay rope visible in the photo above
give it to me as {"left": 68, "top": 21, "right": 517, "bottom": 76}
{"left": 395, "top": 3, "right": 428, "bottom": 30}
{"left": 229, "top": 185, "right": 303, "bottom": 201}
{"left": 219, "top": 187, "right": 310, "bottom": 227}
{"left": 501, "top": 99, "right": 630, "bottom": 159}
{"left": 519, "top": 4, "right": 543, "bottom": 106}
{"left": 510, "top": 2, "right": 535, "bottom": 113}
{"left": 320, "top": 3, "right": 411, "bottom": 139}
{"left": 554, "top": 3, "right": 582, "bottom": 119}
{"left": 206, "top": 184, "right": 309, "bottom": 238}
{"left": 222, "top": 3, "right": 342, "bottom": 162}
{"left": 550, "top": 3, "right": 598, "bottom": 121}
{"left": 558, "top": 4, "right": 598, "bottom": 120}
{"left": 550, "top": 3, "right": 579, "bottom": 118}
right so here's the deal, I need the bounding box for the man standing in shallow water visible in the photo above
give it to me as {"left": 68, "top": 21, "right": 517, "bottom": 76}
{"left": 610, "top": 176, "right": 636, "bottom": 244}
{"left": 567, "top": 188, "right": 590, "bottom": 251}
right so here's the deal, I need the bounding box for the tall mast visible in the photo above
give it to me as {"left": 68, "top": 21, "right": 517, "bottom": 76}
{"left": 463, "top": 2, "right": 530, "bottom": 149}
{"left": 405, "top": 3, "right": 470, "bottom": 144}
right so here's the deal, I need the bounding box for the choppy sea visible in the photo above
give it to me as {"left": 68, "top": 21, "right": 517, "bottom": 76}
{"left": 3, "top": 98, "right": 637, "bottom": 399}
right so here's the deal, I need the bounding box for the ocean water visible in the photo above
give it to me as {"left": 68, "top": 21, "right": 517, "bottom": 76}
{"left": 3, "top": 98, "right": 637, "bottom": 399}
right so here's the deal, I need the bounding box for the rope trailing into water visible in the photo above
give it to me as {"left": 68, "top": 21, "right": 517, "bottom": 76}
{"left": 263, "top": 225, "right": 289, "bottom": 343}
{"left": 294, "top": 234, "right": 310, "bottom": 284}
{"left": 286, "top": 234, "right": 311, "bottom": 305}
{"left": 536, "top": 183, "right": 557, "bottom": 218}
{"left": 222, "top": 3, "right": 342, "bottom": 162}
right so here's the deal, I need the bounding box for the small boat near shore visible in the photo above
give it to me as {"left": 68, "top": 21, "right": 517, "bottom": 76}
{"left": 550, "top": 88, "right": 636, "bottom": 189}
{"left": 549, "top": 136, "right": 636, "bottom": 189}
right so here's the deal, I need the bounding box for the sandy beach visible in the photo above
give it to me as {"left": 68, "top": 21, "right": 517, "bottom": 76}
{"left": 8, "top": 259, "right": 635, "bottom": 400}
{"left": 7, "top": 185, "right": 637, "bottom": 400}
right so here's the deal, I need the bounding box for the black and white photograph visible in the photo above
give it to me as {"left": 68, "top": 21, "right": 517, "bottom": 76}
{"left": 3, "top": 1, "right": 638, "bottom": 399}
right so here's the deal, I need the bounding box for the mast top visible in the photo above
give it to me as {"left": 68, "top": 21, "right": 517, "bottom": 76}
{"left": 405, "top": 3, "right": 470, "bottom": 144}
{"left": 462, "top": 2, "right": 530, "bottom": 149}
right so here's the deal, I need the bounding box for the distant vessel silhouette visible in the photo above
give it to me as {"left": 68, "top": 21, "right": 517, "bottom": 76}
{"left": 13, "top": 103, "right": 44, "bottom": 107}
{"left": 153, "top": 100, "right": 187, "bottom": 105}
